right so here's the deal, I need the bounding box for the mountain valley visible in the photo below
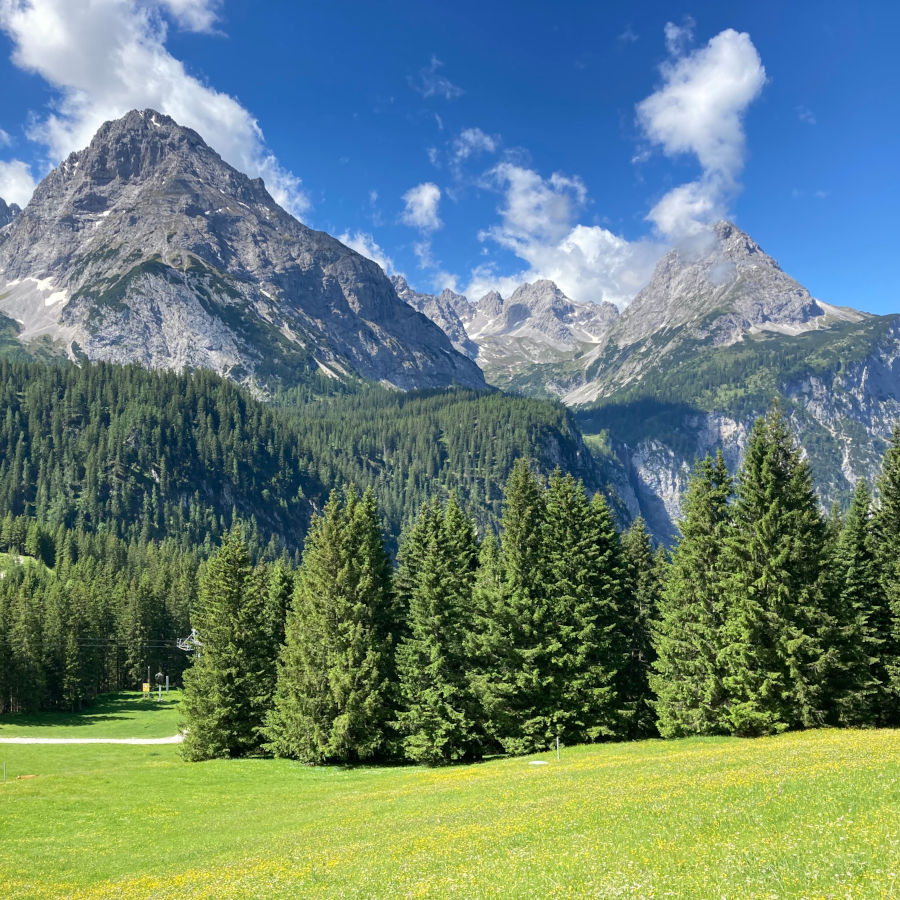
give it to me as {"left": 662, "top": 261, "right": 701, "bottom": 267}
{"left": 0, "top": 110, "right": 898, "bottom": 542}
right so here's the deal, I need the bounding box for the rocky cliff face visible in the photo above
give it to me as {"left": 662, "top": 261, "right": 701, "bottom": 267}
{"left": 0, "top": 110, "right": 484, "bottom": 392}
{"left": 396, "top": 276, "right": 619, "bottom": 390}
{"left": 0, "top": 198, "right": 20, "bottom": 230}
{"left": 392, "top": 275, "right": 477, "bottom": 359}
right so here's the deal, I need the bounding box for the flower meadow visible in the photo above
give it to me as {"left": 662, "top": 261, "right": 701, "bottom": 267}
{"left": 2, "top": 714, "right": 899, "bottom": 898}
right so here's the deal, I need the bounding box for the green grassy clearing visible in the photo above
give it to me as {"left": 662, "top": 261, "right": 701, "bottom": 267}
{"left": 0, "top": 691, "right": 182, "bottom": 738}
{"left": 1, "top": 694, "right": 899, "bottom": 899}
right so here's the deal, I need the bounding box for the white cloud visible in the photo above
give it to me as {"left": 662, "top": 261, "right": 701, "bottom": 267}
{"left": 0, "top": 0, "right": 308, "bottom": 215}
{"left": 637, "top": 26, "right": 766, "bottom": 239}
{"left": 664, "top": 16, "right": 695, "bottom": 55}
{"left": 452, "top": 127, "right": 497, "bottom": 162}
{"left": 471, "top": 163, "right": 663, "bottom": 307}
{"left": 337, "top": 230, "right": 397, "bottom": 276}
{"left": 401, "top": 182, "right": 442, "bottom": 231}
{"left": 796, "top": 105, "right": 816, "bottom": 125}
{"left": 0, "top": 128, "right": 10, "bottom": 147}
{"left": 617, "top": 25, "right": 639, "bottom": 44}
{"left": 483, "top": 163, "right": 586, "bottom": 248}
{"left": 409, "top": 55, "right": 463, "bottom": 101}
{"left": 0, "top": 158, "right": 37, "bottom": 206}
{"left": 156, "top": 0, "right": 220, "bottom": 33}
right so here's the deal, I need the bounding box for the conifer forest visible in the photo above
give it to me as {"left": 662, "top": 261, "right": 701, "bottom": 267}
{"left": 1, "top": 360, "right": 898, "bottom": 762}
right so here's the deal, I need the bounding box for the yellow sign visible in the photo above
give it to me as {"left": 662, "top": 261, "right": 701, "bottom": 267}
{"left": 142, "top": 683, "right": 150, "bottom": 693}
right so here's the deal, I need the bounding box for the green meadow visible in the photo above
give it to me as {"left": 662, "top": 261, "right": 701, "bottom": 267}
{"left": 1, "top": 693, "right": 899, "bottom": 899}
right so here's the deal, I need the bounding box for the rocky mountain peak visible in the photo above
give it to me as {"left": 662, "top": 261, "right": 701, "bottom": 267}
{"left": 391, "top": 274, "right": 476, "bottom": 358}
{"left": 0, "top": 109, "right": 484, "bottom": 391}
{"left": 612, "top": 220, "right": 864, "bottom": 348}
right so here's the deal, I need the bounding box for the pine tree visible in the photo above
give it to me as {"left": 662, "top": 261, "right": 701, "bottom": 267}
{"left": 719, "top": 408, "right": 829, "bottom": 736}
{"left": 479, "top": 459, "right": 552, "bottom": 754}
{"left": 264, "top": 488, "right": 395, "bottom": 763}
{"left": 823, "top": 480, "right": 886, "bottom": 725}
{"left": 543, "top": 476, "right": 624, "bottom": 744}
{"left": 652, "top": 453, "right": 733, "bottom": 737}
{"left": 181, "top": 531, "right": 269, "bottom": 760}
{"left": 873, "top": 425, "right": 900, "bottom": 724}
{"left": 619, "top": 516, "right": 662, "bottom": 738}
{"left": 395, "top": 494, "right": 482, "bottom": 763}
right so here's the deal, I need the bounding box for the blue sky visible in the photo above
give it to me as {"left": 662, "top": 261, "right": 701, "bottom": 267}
{"left": 0, "top": 1, "right": 897, "bottom": 313}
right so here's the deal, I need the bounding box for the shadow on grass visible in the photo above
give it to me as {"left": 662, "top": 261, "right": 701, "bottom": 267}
{"left": 0, "top": 691, "right": 179, "bottom": 729}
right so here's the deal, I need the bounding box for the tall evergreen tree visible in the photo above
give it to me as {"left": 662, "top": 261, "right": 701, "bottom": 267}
{"left": 652, "top": 452, "right": 733, "bottom": 737}
{"left": 181, "top": 531, "right": 270, "bottom": 760}
{"left": 719, "top": 408, "right": 829, "bottom": 736}
{"left": 873, "top": 424, "right": 900, "bottom": 723}
{"left": 822, "top": 480, "right": 887, "bottom": 725}
{"left": 479, "top": 459, "right": 553, "bottom": 754}
{"left": 264, "top": 488, "right": 395, "bottom": 763}
{"left": 619, "top": 516, "right": 662, "bottom": 738}
{"left": 395, "top": 494, "right": 482, "bottom": 763}
{"left": 543, "top": 476, "right": 625, "bottom": 744}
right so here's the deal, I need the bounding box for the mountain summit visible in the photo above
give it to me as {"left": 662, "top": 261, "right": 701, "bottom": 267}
{"left": 0, "top": 110, "right": 484, "bottom": 391}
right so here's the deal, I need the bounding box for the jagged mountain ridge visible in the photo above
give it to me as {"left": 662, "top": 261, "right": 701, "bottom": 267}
{"left": 0, "top": 110, "right": 484, "bottom": 391}
{"left": 399, "top": 222, "right": 900, "bottom": 539}
{"left": 393, "top": 274, "right": 620, "bottom": 387}
{"left": 0, "top": 198, "right": 20, "bottom": 229}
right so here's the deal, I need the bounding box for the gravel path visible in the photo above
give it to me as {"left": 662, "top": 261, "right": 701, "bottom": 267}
{"left": 0, "top": 734, "right": 184, "bottom": 744}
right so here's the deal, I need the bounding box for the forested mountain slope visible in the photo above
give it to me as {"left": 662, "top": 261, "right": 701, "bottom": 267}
{"left": 0, "top": 359, "right": 607, "bottom": 551}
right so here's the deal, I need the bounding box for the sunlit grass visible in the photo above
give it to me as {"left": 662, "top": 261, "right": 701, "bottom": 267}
{"left": 0, "top": 690, "right": 181, "bottom": 739}
{"left": 1, "top": 695, "right": 899, "bottom": 898}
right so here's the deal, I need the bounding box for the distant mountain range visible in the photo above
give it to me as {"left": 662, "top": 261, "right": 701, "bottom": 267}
{"left": 1, "top": 110, "right": 898, "bottom": 541}
{"left": 399, "top": 222, "right": 900, "bottom": 538}
{"left": 0, "top": 110, "right": 483, "bottom": 392}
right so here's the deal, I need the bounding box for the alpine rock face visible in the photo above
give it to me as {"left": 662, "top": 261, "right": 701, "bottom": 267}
{"left": 393, "top": 275, "right": 620, "bottom": 391}
{"left": 0, "top": 198, "right": 20, "bottom": 229}
{"left": 0, "top": 110, "right": 484, "bottom": 392}
{"left": 400, "top": 222, "right": 900, "bottom": 539}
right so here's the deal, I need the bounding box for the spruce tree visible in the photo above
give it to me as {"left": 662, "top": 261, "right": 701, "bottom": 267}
{"left": 652, "top": 452, "right": 732, "bottom": 737}
{"left": 395, "top": 494, "right": 482, "bottom": 763}
{"left": 264, "top": 488, "right": 395, "bottom": 763}
{"left": 544, "top": 479, "right": 625, "bottom": 744}
{"left": 619, "top": 516, "right": 662, "bottom": 738}
{"left": 181, "top": 531, "right": 269, "bottom": 760}
{"left": 479, "top": 459, "right": 552, "bottom": 754}
{"left": 873, "top": 425, "right": 900, "bottom": 723}
{"left": 719, "top": 408, "right": 829, "bottom": 735}
{"left": 823, "top": 480, "right": 886, "bottom": 725}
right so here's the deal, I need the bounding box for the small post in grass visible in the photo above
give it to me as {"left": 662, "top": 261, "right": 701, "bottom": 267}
{"left": 556, "top": 733, "right": 560, "bottom": 761}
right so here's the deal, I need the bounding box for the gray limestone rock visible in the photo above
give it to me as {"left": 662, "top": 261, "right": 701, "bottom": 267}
{"left": 0, "top": 110, "right": 485, "bottom": 392}
{"left": 0, "top": 198, "right": 20, "bottom": 230}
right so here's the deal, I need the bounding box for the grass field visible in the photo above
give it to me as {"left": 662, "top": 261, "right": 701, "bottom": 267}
{"left": 1, "top": 693, "right": 899, "bottom": 899}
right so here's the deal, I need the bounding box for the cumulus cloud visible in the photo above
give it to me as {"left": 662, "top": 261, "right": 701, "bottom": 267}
{"left": 409, "top": 55, "right": 463, "bottom": 101}
{"left": 401, "top": 182, "right": 442, "bottom": 231}
{"left": 0, "top": 0, "right": 308, "bottom": 214}
{"left": 471, "top": 162, "right": 663, "bottom": 307}
{"left": 637, "top": 25, "right": 766, "bottom": 239}
{"left": 0, "top": 158, "right": 37, "bottom": 206}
